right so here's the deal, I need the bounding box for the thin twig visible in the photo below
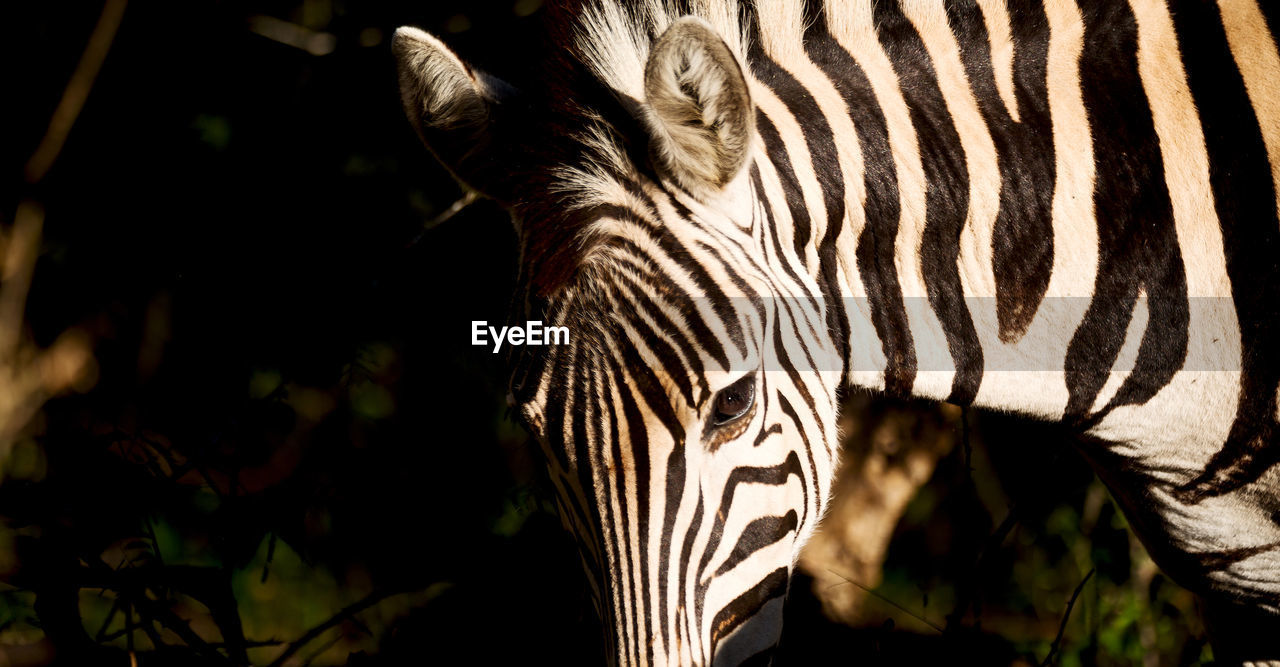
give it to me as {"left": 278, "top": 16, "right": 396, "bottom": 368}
{"left": 0, "top": 205, "right": 41, "bottom": 364}
{"left": 133, "top": 607, "right": 163, "bottom": 648}
{"left": 946, "top": 507, "right": 1020, "bottom": 633}
{"left": 247, "top": 16, "right": 335, "bottom": 56}
{"left": 944, "top": 407, "right": 984, "bottom": 634}
{"left": 24, "top": 0, "right": 129, "bottom": 184}
{"left": 124, "top": 601, "right": 133, "bottom": 654}
{"left": 129, "top": 593, "right": 233, "bottom": 664}
{"left": 261, "top": 532, "right": 277, "bottom": 583}
{"left": 404, "top": 190, "right": 479, "bottom": 249}
{"left": 143, "top": 517, "right": 164, "bottom": 569}
{"left": 266, "top": 587, "right": 425, "bottom": 667}
{"left": 825, "top": 568, "right": 944, "bottom": 633}
{"left": 93, "top": 596, "right": 123, "bottom": 641}
{"left": 299, "top": 631, "right": 345, "bottom": 667}
{"left": 0, "top": 0, "right": 112, "bottom": 451}
{"left": 1040, "top": 568, "right": 1095, "bottom": 667}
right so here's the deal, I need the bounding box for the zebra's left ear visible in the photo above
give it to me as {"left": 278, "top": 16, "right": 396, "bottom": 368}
{"left": 393, "top": 26, "right": 516, "bottom": 202}
{"left": 643, "top": 17, "right": 754, "bottom": 198}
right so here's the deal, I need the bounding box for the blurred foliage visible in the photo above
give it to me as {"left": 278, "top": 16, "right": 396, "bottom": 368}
{"left": 3, "top": 0, "right": 603, "bottom": 664}
{"left": 2, "top": 0, "right": 1214, "bottom": 664}
{"left": 782, "top": 407, "right": 1212, "bottom": 665}
{"left": 857, "top": 410, "right": 1212, "bottom": 665}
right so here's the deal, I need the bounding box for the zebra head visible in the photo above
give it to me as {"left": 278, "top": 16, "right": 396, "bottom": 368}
{"left": 395, "top": 12, "right": 843, "bottom": 665}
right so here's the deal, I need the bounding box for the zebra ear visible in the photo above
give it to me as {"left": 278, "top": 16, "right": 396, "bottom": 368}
{"left": 643, "top": 17, "right": 754, "bottom": 197}
{"left": 393, "top": 26, "right": 514, "bottom": 201}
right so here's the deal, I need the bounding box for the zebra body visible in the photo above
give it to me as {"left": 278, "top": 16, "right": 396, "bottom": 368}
{"left": 394, "top": 0, "right": 1280, "bottom": 663}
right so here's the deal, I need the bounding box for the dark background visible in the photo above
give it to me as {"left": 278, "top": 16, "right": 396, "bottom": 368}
{"left": 2, "top": 0, "right": 1211, "bottom": 664}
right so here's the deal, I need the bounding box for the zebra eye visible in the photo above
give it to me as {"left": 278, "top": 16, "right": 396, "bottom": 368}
{"left": 712, "top": 375, "right": 756, "bottom": 426}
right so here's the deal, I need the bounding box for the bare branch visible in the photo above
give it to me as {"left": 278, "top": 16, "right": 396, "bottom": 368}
{"left": 266, "top": 587, "right": 429, "bottom": 667}
{"left": 1040, "top": 568, "right": 1094, "bottom": 667}
{"left": 404, "top": 190, "right": 480, "bottom": 249}
{"left": 24, "top": 0, "right": 129, "bottom": 184}
{"left": 824, "top": 568, "right": 944, "bottom": 633}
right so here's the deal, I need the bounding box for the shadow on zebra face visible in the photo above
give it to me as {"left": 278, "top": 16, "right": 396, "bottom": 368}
{"left": 394, "top": 13, "right": 846, "bottom": 667}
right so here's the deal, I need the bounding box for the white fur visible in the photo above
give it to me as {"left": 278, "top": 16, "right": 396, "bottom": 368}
{"left": 392, "top": 27, "right": 488, "bottom": 131}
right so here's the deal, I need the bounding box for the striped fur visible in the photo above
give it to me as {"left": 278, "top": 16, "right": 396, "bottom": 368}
{"left": 395, "top": 0, "right": 1280, "bottom": 663}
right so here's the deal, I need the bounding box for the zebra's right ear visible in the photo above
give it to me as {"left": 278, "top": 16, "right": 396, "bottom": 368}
{"left": 393, "top": 26, "right": 514, "bottom": 201}
{"left": 642, "top": 17, "right": 754, "bottom": 198}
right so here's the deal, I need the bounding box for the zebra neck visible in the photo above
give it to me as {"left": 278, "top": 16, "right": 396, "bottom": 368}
{"left": 745, "top": 1, "right": 1066, "bottom": 416}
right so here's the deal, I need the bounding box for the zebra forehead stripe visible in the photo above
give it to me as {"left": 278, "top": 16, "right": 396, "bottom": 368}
{"left": 749, "top": 165, "right": 824, "bottom": 321}
{"left": 773, "top": 392, "right": 819, "bottom": 532}
{"left": 609, "top": 276, "right": 699, "bottom": 408}
{"left": 752, "top": 113, "right": 813, "bottom": 265}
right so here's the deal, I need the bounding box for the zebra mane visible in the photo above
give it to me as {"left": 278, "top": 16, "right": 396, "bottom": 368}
{"left": 572, "top": 0, "right": 751, "bottom": 102}
{"left": 538, "top": 1, "right": 753, "bottom": 217}
{"left": 517, "top": 0, "right": 809, "bottom": 295}
{"left": 549, "top": 0, "right": 813, "bottom": 200}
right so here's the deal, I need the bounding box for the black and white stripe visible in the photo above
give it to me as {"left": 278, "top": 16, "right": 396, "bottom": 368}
{"left": 394, "top": 1, "right": 1280, "bottom": 663}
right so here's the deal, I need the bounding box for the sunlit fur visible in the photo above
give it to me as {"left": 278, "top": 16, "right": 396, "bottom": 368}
{"left": 395, "top": 0, "right": 1280, "bottom": 663}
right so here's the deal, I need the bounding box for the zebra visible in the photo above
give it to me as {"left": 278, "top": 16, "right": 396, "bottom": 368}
{"left": 393, "top": 0, "right": 1280, "bottom": 663}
